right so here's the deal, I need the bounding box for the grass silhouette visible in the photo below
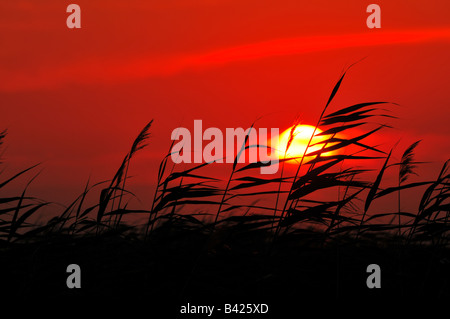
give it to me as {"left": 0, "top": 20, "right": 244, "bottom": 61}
{"left": 0, "top": 71, "right": 449, "bottom": 312}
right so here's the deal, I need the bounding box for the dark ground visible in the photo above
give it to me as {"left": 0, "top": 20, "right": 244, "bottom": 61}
{"left": 1, "top": 223, "right": 449, "bottom": 317}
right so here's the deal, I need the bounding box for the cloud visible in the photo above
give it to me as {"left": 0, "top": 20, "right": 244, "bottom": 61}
{"left": 1, "top": 28, "right": 450, "bottom": 91}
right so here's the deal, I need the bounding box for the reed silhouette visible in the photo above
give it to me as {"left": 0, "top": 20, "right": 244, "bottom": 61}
{"left": 1, "top": 71, "right": 449, "bottom": 312}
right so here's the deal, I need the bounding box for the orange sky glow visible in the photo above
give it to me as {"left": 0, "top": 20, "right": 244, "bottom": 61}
{"left": 0, "top": 0, "right": 449, "bottom": 206}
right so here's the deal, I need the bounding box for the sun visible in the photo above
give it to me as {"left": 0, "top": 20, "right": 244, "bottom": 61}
{"left": 275, "top": 124, "right": 333, "bottom": 160}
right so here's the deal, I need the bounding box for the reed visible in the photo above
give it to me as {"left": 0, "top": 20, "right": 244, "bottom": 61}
{"left": 0, "top": 72, "right": 449, "bottom": 302}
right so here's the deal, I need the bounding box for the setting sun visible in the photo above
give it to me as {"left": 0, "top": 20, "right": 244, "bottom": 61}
{"left": 275, "top": 124, "right": 334, "bottom": 160}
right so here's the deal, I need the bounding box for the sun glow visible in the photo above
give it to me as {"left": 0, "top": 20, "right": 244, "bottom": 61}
{"left": 275, "top": 124, "right": 334, "bottom": 160}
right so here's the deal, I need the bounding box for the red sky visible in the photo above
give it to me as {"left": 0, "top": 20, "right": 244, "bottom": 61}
{"left": 0, "top": 0, "right": 449, "bottom": 206}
